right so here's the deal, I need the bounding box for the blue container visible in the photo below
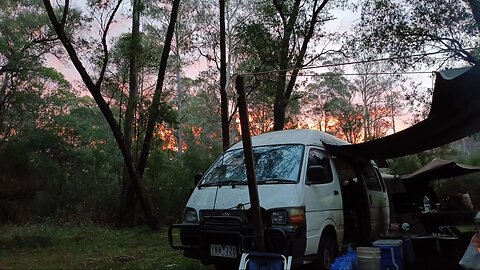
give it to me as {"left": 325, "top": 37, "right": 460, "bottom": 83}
{"left": 331, "top": 255, "right": 353, "bottom": 270}
{"left": 373, "top": 239, "right": 404, "bottom": 270}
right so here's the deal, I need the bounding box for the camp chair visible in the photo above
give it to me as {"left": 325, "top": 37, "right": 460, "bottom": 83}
{"left": 438, "top": 225, "right": 460, "bottom": 237}
{"left": 238, "top": 251, "right": 292, "bottom": 270}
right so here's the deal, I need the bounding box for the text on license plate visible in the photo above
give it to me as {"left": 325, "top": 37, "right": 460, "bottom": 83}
{"left": 210, "top": 244, "right": 237, "bottom": 258}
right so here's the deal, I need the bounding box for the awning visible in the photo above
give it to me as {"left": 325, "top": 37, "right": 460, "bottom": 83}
{"left": 398, "top": 159, "right": 480, "bottom": 182}
{"left": 325, "top": 65, "right": 480, "bottom": 159}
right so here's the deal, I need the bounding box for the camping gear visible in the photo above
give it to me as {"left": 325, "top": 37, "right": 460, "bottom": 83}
{"left": 331, "top": 246, "right": 358, "bottom": 270}
{"left": 437, "top": 235, "right": 459, "bottom": 255}
{"left": 238, "top": 251, "right": 292, "bottom": 270}
{"left": 357, "top": 247, "right": 381, "bottom": 270}
{"left": 458, "top": 233, "right": 480, "bottom": 270}
{"left": 423, "top": 196, "right": 431, "bottom": 213}
{"left": 330, "top": 255, "right": 353, "bottom": 270}
{"left": 373, "top": 239, "right": 404, "bottom": 270}
{"left": 411, "top": 235, "right": 437, "bottom": 257}
{"left": 459, "top": 212, "right": 480, "bottom": 269}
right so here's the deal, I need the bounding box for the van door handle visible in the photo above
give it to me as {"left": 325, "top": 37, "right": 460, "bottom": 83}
{"left": 369, "top": 194, "right": 373, "bottom": 206}
{"left": 334, "top": 190, "right": 339, "bottom": 196}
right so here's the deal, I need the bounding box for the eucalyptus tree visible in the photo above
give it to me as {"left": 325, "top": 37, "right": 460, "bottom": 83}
{"left": 42, "top": 0, "right": 181, "bottom": 230}
{"left": 144, "top": 0, "right": 209, "bottom": 156}
{"left": 0, "top": 0, "right": 72, "bottom": 140}
{"left": 106, "top": 30, "right": 167, "bottom": 226}
{"left": 384, "top": 88, "right": 404, "bottom": 133}
{"left": 352, "top": 58, "right": 405, "bottom": 140}
{"left": 300, "top": 66, "right": 362, "bottom": 141}
{"left": 119, "top": 0, "right": 142, "bottom": 226}
{"left": 352, "top": 0, "right": 480, "bottom": 67}
{"left": 236, "top": 0, "right": 347, "bottom": 130}
{"left": 194, "top": 0, "right": 255, "bottom": 146}
{"left": 315, "top": 70, "right": 364, "bottom": 142}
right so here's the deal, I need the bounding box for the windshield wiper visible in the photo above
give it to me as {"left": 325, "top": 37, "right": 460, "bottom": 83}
{"left": 199, "top": 180, "right": 247, "bottom": 188}
{"left": 221, "top": 180, "right": 247, "bottom": 187}
{"left": 198, "top": 182, "right": 219, "bottom": 188}
{"left": 257, "top": 178, "right": 296, "bottom": 184}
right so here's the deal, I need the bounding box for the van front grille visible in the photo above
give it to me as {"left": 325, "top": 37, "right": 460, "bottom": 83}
{"left": 199, "top": 209, "right": 247, "bottom": 224}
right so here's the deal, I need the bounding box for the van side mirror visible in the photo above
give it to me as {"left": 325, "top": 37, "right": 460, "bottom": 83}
{"left": 194, "top": 173, "right": 203, "bottom": 186}
{"left": 307, "top": 165, "right": 330, "bottom": 184}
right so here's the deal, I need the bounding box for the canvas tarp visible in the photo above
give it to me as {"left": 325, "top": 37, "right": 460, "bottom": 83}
{"left": 325, "top": 65, "right": 480, "bottom": 159}
{"left": 397, "top": 159, "right": 480, "bottom": 182}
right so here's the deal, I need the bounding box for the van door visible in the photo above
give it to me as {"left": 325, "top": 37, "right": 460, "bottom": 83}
{"left": 358, "top": 162, "right": 389, "bottom": 240}
{"left": 304, "top": 147, "right": 343, "bottom": 256}
{"left": 334, "top": 157, "right": 371, "bottom": 246}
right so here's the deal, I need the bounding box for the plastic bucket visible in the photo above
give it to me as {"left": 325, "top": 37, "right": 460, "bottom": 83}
{"left": 357, "top": 247, "right": 381, "bottom": 270}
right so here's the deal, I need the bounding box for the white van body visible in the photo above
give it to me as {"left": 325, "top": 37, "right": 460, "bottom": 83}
{"left": 171, "top": 130, "right": 390, "bottom": 269}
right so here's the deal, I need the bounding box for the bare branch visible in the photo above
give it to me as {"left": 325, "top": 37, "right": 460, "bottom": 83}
{"left": 272, "top": 0, "right": 287, "bottom": 28}
{"left": 61, "top": 0, "right": 69, "bottom": 27}
{"left": 285, "top": 0, "right": 329, "bottom": 101}
{"left": 400, "top": 30, "right": 479, "bottom": 64}
{"left": 96, "top": 0, "right": 123, "bottom": 88}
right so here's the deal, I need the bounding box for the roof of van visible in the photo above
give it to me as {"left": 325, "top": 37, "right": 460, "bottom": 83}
{"left": 229, "top": 129, "right": 349, "bottom": 150}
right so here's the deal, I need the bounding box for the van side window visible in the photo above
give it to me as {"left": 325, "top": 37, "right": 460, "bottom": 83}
{"left": 307, "top": 149, "right": 332, "bottom": 184}
{"left": 360, "top": 164, "right": 382, "bottom": 191}
{"left": 333, "top": 157, "right": 358, "bottom": 186}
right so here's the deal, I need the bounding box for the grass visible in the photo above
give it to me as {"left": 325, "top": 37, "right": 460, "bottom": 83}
{"left": 0, "top": 224, "right": 211, "bottom": 269}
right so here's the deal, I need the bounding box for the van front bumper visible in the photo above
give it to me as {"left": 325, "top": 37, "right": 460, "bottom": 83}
{"left": 168, "top": 217, "right": 306, "bottom": 267}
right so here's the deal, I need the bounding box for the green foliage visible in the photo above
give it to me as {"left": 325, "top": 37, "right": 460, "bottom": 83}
{"left": 110, "top": 31, "right": 162, "bottom": 76}
{"left": 351, "top": 0, "right": 480, "bottom": 67}
{"left": 1, "top": 225, "right": 56, "bottom": 249}
{"left": 389, "top": 143, "right": 460, "bottom": 175}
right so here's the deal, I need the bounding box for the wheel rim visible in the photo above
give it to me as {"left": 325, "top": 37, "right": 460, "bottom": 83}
{"left": 323, "top": 247, "right": 332, "bottom": 268}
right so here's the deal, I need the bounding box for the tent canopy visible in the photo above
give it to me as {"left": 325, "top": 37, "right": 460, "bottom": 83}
{"left": 397, "top": 159, "right": 480, "bottom": 182}
{"left": 325, "top": 65, "right": 480, "bottom": 159}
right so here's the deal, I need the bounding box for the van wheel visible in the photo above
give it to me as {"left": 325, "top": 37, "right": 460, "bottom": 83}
{"left": 313, "top": 233, "right": 338, "bottom": 270}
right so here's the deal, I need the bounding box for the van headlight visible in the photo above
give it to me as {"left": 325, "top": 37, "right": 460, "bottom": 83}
{"left": 270, "top": 207, "right": 305, "bottom": 227}
{"left": 271, "top": 210, "right": 288, "bottom": 225}
{"left": 184, "top": 207, "right": 198, "bottom": 223}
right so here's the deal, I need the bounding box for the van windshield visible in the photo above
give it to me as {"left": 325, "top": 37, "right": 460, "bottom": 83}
{"left": 200, "top": 144, "right": 304, "bottom": 186}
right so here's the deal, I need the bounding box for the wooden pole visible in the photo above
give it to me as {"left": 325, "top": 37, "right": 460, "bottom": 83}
{"left": 235, "top": 76, "right": 265, "bottom": 251}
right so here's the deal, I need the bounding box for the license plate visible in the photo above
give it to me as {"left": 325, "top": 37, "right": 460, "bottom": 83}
{"left": 210, "top": 244, "right": 237, "bottom": 258}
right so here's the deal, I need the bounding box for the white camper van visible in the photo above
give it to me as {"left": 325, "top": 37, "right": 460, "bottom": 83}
{"left": 169, "top": 130, "right": 390, "bottom": 269}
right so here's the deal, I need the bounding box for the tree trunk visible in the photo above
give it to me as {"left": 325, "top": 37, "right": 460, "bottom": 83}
{"left": 0, "top": 73, "right": 9, "bottom": 122}
{"left": 362, "top": 98, "right": 370, "bottom": 140}
{"left": 119, "top": 166, "right": 137, "bottom": 226}
{"left": 273, "top": 91, "right": 286, "bottom": 131}
{"left": 220, "top": 0, "right": 229, "bottom": 150}
{"left": 137, "top": 0, "right": 180, "bottom": 177}
{"left": 272, "top": 0, "right": 328, "bottom": 131}
{"left": 43, "top": 0, "right": 161, "bottom": 230}
{"left": 175, "top": 25, "right": 183, "bottom": 156}
{"left": 119, "top": 0, "right": 141, "bottom": 227}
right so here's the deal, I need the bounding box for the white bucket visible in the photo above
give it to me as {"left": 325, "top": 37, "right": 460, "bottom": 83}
{"left": 357, "top": 247, "right": 381, "bottom": 270}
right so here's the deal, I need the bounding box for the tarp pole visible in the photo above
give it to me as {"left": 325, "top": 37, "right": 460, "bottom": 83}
{"left": 235, "top": 76, "right": 265, "bottom": 251}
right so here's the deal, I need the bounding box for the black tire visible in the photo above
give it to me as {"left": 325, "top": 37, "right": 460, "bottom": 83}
{"left": 312, "top": 233, "right": 338, "bottom": 270}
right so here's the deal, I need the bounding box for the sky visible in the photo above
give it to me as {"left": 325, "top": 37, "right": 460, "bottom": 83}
{"left": 45, "top": 1, "right": 437, "bottom": 134}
